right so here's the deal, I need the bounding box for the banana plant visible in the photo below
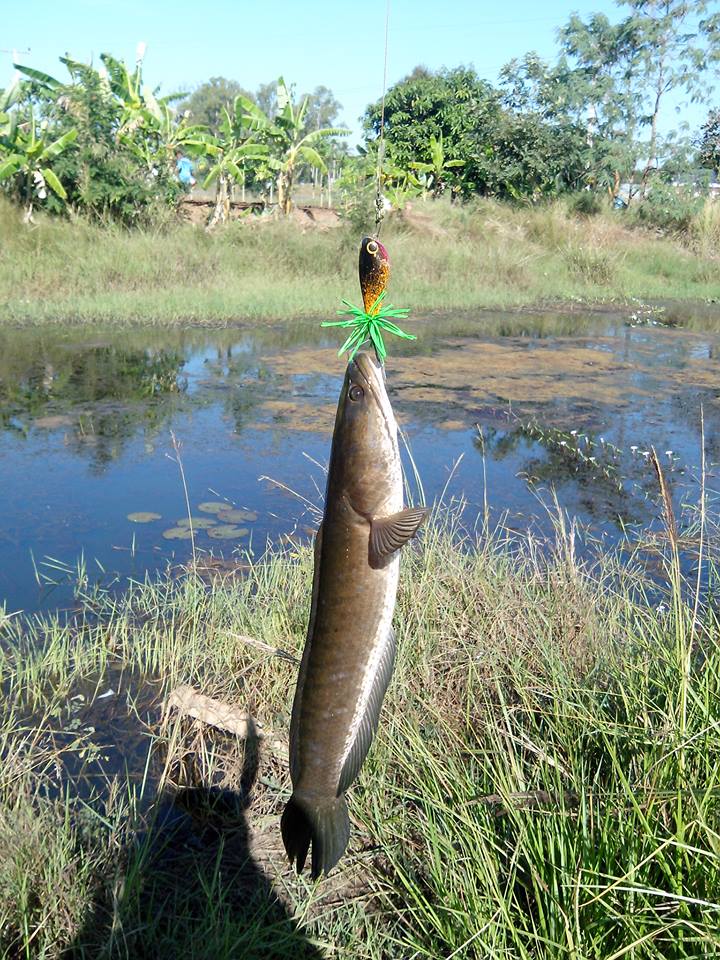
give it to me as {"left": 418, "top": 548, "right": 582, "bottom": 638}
{"left": 123, "top": 100, "right": 208, "bottom": 174}
{"left": 0, "top": 106, "right": 77, "bottom": 221}
{"left": 0, "top": 80, "right": 23, "bottom": 142}
{"left": 200, "top": 100, "right": 269, "bottom": 225}
{"left": 237, "top": 77, "right": 349, "bottom": 214}
{"left": 410, "top": 133, "right": 465, "bottom": 198}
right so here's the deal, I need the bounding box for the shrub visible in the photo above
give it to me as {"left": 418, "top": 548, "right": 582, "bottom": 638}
{"left": 567, "top": 190, "right": 605, "bottom": 217}
{"left": 635, "top": 182, "right": 704, "bottom": 234}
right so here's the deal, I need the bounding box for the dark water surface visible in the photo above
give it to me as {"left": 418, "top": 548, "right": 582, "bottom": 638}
{"left": 1, "top": 305, "right": 718, "bottom": 615}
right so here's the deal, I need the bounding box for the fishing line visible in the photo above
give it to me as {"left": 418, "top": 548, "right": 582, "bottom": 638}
{"left": 374, "top": 0, "right": 391, "bottom": 237}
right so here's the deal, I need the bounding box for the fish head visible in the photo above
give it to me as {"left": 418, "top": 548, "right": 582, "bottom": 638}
{"left": 332, "top": 351, "right": 399, "bottom": 515}
{"left": 359, "top": 236, "right": 390, "bottom": 315}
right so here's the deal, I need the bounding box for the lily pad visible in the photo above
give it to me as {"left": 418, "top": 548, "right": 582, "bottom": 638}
{"left": 176, "top": 517, "right": 217, "bottom": 529}
{"left": 127, "top": 512, "right": 162, "bottom": 523}
{"left": 162, "top": 526, "right": 194, "bottom": 540}
{"left": 198, "top": 501, "right": 231, "bottom": 514}
{"left": 207, "top": 525, "right": 249, "bottom": 540}
{"left": 216, "top": 509, "right": 258, "bottom": 523}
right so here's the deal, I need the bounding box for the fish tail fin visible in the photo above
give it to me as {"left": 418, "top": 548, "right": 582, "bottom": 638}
{"left": 281, "top": 793, "right": 350, "bottom": 880}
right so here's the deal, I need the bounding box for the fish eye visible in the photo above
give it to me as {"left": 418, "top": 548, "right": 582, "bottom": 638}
{"left": 366, "top": 240, "right": 378, "bottom": 256}
{"left": 348, "top": 383, "right": 364, "bottom": 402}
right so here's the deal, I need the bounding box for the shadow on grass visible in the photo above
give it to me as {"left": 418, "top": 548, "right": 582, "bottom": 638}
{"left": 68, "top": 737, "right": 323, "bottom": 960}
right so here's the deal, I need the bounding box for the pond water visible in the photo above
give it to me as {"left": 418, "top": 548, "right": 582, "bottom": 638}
{"left": 1, "top": 304, "right": 718, "bottom": 616}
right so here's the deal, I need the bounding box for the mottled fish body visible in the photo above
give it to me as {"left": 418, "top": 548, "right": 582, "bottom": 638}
{"left": 281, "top": 239, "right": 426, "bottom": 878}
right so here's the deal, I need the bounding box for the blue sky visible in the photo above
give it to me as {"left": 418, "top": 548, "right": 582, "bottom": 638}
{"left": 3, "top": 0, "right": 711, "bottom": 146}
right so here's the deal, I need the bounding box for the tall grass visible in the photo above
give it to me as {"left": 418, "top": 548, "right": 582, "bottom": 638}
{"left": 2, "top": 196, "right": 720, "bottom": 325}
{"left": 0, "top": 501, "right": 718, "bottom": 957}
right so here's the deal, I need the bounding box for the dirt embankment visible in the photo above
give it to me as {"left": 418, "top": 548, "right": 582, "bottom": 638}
{"left": 178, "top": 197, "right": 342, "bottom": 229}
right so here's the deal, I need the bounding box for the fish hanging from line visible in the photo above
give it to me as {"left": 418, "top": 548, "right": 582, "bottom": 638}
{"left": 282, "top": 238, "right": 427, "bottom": 879}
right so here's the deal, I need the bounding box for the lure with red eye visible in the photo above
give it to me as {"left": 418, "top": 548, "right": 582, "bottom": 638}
{"left": 359, "top": 236, "right": 390, "bottom": 314}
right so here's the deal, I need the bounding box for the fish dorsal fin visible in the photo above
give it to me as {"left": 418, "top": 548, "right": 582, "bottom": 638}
{"left": 370, "top": 507, "right": 429, "bottom": 562}
{"left": 337, "top": 626, "right": 396, "bottom": 795}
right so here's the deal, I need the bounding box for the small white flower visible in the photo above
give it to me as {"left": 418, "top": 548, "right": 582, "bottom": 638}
{"left": 630, "top": 445, "right": 638, "bottom": 452}
{"left": 665, "top": 450, "right": 673, "bottom": 457}
{"left": 570, "top": 430, "right": 577, "bottom": 436}
{"left": 642, "top": 451, "right": 650, "bottom": 458}
{"left": 560, "top": 441, "right": 567, "bottom": 447}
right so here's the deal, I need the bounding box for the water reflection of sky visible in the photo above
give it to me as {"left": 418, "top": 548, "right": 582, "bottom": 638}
{"left": 0, "top": 311, "right": 717, "bottom": 615}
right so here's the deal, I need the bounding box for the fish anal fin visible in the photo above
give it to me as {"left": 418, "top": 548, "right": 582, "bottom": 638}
{"left": 337, "top": 627, "right": 396, "bottom": 795}
{"left": 289, "top": 523, "right": 322, "bottom": 784}
{"left": 370, "top": 507, "right": 429, "bottom": 563}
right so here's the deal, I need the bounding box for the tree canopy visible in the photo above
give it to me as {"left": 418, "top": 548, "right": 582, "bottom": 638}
{"left": 363, "top": 66, "right": 589, "bottom": 200}
{"left": 179, "top": 77, "right": 253, "bottom": 133}
{"left": 698, "top": 108, "right": 720, "bottom": 174}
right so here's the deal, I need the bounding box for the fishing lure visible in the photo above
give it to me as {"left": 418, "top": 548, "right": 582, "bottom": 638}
{"left": 322, "top": 237, "right": 415, "bottom": 364}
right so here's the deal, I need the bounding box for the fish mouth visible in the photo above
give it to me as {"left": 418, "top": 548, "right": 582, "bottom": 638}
{"left": 349, "top": 351, "right": 395, "bottom": 434}
{"left": 350, "top": 351, "right": 383, "bottom": 389}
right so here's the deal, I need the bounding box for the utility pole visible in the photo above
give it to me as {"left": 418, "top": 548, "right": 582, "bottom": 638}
{"left": 1, "top": 48, "right": 31, "bottom": 82}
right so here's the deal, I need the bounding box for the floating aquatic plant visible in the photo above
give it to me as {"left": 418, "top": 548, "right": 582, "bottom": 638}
{"left": 162, "top": 526, "right": 193, "bottom": 540}
{"left": 207, "top": 524, "right": 248, "bottom": 540}
{"left": 217, "top": 509, "right": 257, "bottom": 523}
{"left": 197, "top": 501, "right": 231, "bottom": 514}
{"left": 127, "top": 512, "right": 161, "bottom": 523}
{"left": 322, "top": 292, "right": 415, "bottom": 364}
{"left": 176, "top": 517, "right": 217, "bottom": 529}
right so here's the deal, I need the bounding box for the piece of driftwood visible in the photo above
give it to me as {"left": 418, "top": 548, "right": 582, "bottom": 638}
{"left": 229, "top": 631, "right": 299, "bottom": 663}
{"left": 164, "top": 684, "right": 263, "bottom": 739}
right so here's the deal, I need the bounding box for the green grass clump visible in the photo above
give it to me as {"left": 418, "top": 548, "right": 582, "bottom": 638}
{"left": 2, "top": 196, "right": 720, "bottom": 326}
{"left": 0, "top": 510, "right": 718, "bottom": 957}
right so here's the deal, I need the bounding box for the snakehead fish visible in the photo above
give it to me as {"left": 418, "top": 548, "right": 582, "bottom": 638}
{"left": 281, "top": 238, "right": 427, "bottom": 879}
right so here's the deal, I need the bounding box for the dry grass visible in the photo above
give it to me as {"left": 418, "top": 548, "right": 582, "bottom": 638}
{"left": 0, "top": 500, "right": 718, "bottom": 957}
{"left": 2, "top": 196, "right": 720, "bottom": 325}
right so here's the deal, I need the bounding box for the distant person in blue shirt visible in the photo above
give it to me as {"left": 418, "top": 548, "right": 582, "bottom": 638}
{"left": 175, "top": 151, "right": 196, "bottom": 190}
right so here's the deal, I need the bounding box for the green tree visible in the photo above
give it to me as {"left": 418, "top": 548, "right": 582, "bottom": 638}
{"left": 239, "top": 78, "right": 349, "bottom": 213}
{"left": 302, "top": 85, "right": 342, "bottom": 131}
{"left": 179, "top": 77, "right": 253, "bottom": 134}
{"left": 364, "top": 66, "right": 499, "bottom": 184}
{"left": 616, "top": 0, "right": 720, "bottom": 188}
{"left": 10, "top": 52, "right": 200, "bottom": 222}
{"left": 410, "top": 133, "right": 465, "bottom": 197}
{"left": 364, "top": 66, "right": 588, "bottom": 201}
{"left": 698, "top": 108, "right": 720, "bottom": 174}
{"left": 0, "top": 105, "right": 77, "bottom": 221}
{"left": 502, "top": 23, "right": 642, "bottom": 200}
{"left": 254, "top": 81, "right": 277, "bottom": 119}
{"left": 201, "top": 96, "right": 268, "bottom": 226}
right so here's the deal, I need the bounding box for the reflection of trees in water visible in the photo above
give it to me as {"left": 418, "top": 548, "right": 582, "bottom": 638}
{"left": 0, "top": 325, "right": 308, "bottom": 472}
{"left": 475, "top": 423, "right": 646, "bottom": 528}
{"left": 0, "top": 331, "right": 190, "bottom": 470}
{"left": 198, "top": 352, "right": 278, "bottom": 435}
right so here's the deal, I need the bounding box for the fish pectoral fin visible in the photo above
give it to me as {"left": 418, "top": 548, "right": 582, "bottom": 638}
{"left": 370, "top": 507, "right": 429, "bottom": 560}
